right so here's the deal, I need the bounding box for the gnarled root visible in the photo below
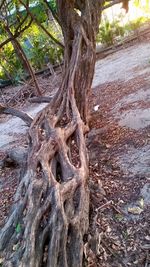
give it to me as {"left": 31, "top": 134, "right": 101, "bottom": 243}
{"left": 0, "top": 103, "right": 33, "bottom": 126}
{"left": 0, "top": 92, "right": 89, "bottom": 267}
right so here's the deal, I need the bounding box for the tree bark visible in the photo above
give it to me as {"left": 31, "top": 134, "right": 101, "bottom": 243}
{"left": 0, "top": 1, "right": 103, "bottom": 266}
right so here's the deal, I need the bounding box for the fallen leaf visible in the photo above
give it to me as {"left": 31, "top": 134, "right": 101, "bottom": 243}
{"left": 115, "top": 214, "right": 124, "bottom": 222}
{"left": 139, "top": 198, "right": 144, "bottom": 209}
{"left": 128, "top": 207, "right": 143, "bottom": 215}
{"left": 13, "top": 244, "right": 18, "bottom": 251}
{"left": 93, "top": 105, "right": 100, "bottom": 111}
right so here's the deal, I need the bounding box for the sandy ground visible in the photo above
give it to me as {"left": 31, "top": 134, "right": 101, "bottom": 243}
{"left": 93, "top": 42, "right": 150, "bottom": 87}
{"left": 0, "top": 103, "right": 47, "bottom": 149}
{"left": 87, "top": 40, "right": 150, "bottom": 266}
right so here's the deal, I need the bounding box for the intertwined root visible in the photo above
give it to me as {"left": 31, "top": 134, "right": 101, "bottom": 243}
{"left": 0, "top": 90, "right": 89, "bottom": 267}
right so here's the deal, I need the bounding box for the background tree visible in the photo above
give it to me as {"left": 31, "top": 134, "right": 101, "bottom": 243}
{"left": 0, "top": 0, "right": 42, "bottom": 95}
{"left": 0, "top": 0, "right": 63, "bottom": 93}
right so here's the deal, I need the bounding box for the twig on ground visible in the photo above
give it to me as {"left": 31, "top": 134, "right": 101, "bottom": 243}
{"left": 110, "top": 203, "right": 126, "bottom": 216}
{"left": 96, "top": 200, "right": 113, "bottom": 212}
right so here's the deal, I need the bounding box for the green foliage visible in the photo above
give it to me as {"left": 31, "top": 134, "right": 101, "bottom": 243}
{"left": 7, "top": 1, "right": 47, "bottom": 24}
{"left": 0, "top": 21, "right": 63, "bottom": 82}
{"left": 49, "top": 0, "right": 57, "bottom": 12}
{"left": 7, "top": 1, "right": 57, "bottom": 24}
{"left": 97, "top": 18, "right": 125, "bottom": 45}
{"left": 124, "top": 17, "right": 149, "bottom": 32}
{"left": 15, "top": 223, "right": 21, "bottom": 233}
{"left": 22, "top": 23, "right": 63, "bottom": 68}
{"left": 97, "top": 14, "right": 150, "bottom": 46}
{"left": 96, "top": 0, "right": 150, "bottom": 46}
{"left": 0, "top": 0, "right": 63, "bottom": 83}
{"left": 0, "top": 43, "right": 24, "bottom": 82}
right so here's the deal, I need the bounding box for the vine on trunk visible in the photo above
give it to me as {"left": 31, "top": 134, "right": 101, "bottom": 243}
{"left": 0, "top": 1, "right": 103, "bottom": 266}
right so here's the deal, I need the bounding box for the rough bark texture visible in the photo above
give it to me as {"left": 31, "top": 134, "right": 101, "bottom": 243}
{"left": 0, "top": 1, "right": 103, "bottom": 266}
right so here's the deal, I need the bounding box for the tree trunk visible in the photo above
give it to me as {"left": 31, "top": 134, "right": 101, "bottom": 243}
{"left": 4, "top": 26, "right": 42, "bottom": 96}
{"left": 12, "top": 39, "right": 42, "bottom": 96}
{"left": 0, "top": 1, "right": 103, "bottom": 266}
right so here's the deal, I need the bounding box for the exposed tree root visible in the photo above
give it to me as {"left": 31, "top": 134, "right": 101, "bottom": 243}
{"left": 0, "top": 103, "right": 33, "bottom": 126}
{"left": 0, "top": 1, "right": 104, "bottom": 266}
{"left": 29, "top": 96, "right": 52, "bottom": 103}
{"left": 0, "top": 92, "right": 89, "bottom": 267}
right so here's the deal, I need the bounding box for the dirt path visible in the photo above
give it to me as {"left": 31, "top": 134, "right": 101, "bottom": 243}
{"left": 0, "top": 40, "right": 150, "bottom": 266}
{"left": 87, "top": 41, "right": 150, "bottom": 267}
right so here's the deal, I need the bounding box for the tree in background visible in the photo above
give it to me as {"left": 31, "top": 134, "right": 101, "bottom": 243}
{"left": 0, "top": 0, "right": 63, "bottom": 94}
